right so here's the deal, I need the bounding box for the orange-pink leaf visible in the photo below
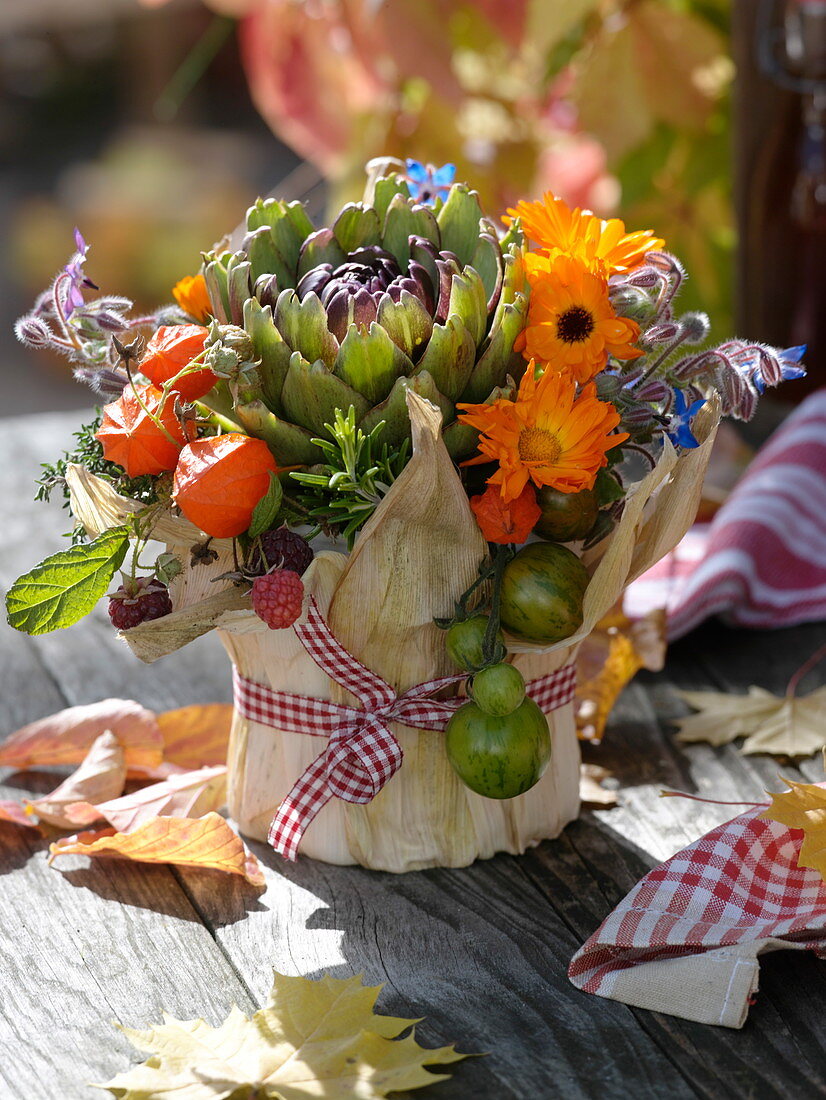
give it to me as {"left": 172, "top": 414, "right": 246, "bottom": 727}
{"left": 0, "top": 800, "right": 38, "bottom": 828}
{"left": 64, "top": 765, "right": 227, "bottom": 831}
{"left": 0, "top": 699, "right": 163, "bottom": 770}
{"left": 48, "top": 812, "right": 264, "bottom": 886}
{"left": 26, "top": 730, "right": 127, "bottom": 828}
{"left": 157, "top": 704, "right": 233, "bottom": 769}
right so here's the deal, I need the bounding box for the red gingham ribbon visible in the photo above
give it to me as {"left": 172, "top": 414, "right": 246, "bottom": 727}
{"left": 233, "top": 598, "right": 577, "bottom": 860}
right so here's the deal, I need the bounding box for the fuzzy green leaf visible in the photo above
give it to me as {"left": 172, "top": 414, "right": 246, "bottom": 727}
{"left": 248, "top": 473, "right": 284, "bottom": 539}
{"left": 6, "top": 526, "right": 130, "bottom": 636}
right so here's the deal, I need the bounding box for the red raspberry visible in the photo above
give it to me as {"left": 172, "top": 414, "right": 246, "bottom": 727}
{"left": 251, "top": 569, "right": 304, "bottom": 629}
{"left": 249, "top": 527, "right": 314, "bottom": 577}
{"left": 108, "top": 578, "right": 173, "bottom": 630}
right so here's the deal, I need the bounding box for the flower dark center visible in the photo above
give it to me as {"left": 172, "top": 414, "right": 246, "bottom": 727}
{"left": 556, "top": 305, "right": 595, "bottom": 344}
{"left": 518, "top": 427, "right": 562, "bottom": 464}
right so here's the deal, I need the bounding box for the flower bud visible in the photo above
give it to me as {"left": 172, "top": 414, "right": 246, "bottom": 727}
{"left": 640, "top": 322, "right": 680, "bottom": 345}
{"left": 14, "top": 314, "right": 53, "bottom": 348}
{"left": 624, "top": 268, "right": 660, "bottom": 290}
{"left": 72, "top": 366, "right": 128, "bottom": 399}
{"left": 610, "top": 285, "right": 657, "bottom": 323}
{"left": 93, "top": 311, "right": 129, "bottom": 332}
{"left": 679, "top": 312, "right": 710, "bottom": 344}
{"left": 635, "top": 379, "right": 672, "bottom": 404}
{"left": 620, "top": 403, "right": 657, "bottom": 431}
{"left": 595, "top": 372, "right": 622, "bottom": 400}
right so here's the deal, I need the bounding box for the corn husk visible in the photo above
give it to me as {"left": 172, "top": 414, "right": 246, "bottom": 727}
{"left": 67, "top": 396, "right": 720, "bottom": 871}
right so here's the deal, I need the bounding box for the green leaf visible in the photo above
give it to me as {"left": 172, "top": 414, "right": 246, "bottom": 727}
{"left": 248, "top": 473, "right": 284, "bottom": 538}
{"left": 594, "top": 468, "right": 624, "bottom": 508}
{"left": 6, "top": 526, "right": 130, "bottom": 636}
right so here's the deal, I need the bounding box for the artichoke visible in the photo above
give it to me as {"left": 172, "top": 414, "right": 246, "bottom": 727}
{"left": 200, "top": 172, "right": 528, "bottom": 468}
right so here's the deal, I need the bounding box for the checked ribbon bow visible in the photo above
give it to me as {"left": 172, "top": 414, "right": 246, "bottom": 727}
{"left": 233, "top": 598, "right": 578, "bottom": 860}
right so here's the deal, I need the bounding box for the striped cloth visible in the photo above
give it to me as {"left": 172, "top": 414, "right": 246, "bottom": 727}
{"left": 625, "top": 389, "right": 826, "bottom": 639}
{"left": 568, "top": 805, "right": 826, "bottom": 1027}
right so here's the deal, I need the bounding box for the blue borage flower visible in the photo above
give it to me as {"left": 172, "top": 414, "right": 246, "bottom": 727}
{"left": 405, "top": 160, "right": 456, "bottom": 205}
{"left": 667, "top": 389, "right": 706, "bottom": 449}
{"left": 752, "top": 344, "right": 807, "bottom": 393}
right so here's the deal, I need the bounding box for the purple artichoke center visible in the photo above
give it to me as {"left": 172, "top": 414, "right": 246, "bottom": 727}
{"left": 296, "top": 245, "right": 435, "bottom": 343}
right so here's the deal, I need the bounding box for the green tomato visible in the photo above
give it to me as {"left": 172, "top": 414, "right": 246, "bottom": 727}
{"left": 444, "top": 614, "right": 505, "bottom": 672}
{"left": 500, "top": 541, "right": 588, "bottom": 644}
{"left": 445, "top": 697, "right": 551, "bottom": 799}
{"left": 533, "top": 485, "right": 599, "bottom": 542}
{"left": 470, "top": 663, "right": 525, "bottom": 716}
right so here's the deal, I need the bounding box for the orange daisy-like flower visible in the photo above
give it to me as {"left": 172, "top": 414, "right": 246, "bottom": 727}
{"left": 520, "top": 253, "right": 642, "bottom": 384}
{"left": 505, "top": 192, "right": 664, "bottom": 276}
{"left": 172, "top": 273, "right": 212, "bottom": 323}
{"left": 458, "top": 362, "right": 628, "bottom": 503}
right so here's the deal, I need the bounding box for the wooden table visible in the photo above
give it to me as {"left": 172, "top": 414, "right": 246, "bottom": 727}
{"left": 2, "top": 410, "right": 825, "bottom": 1100}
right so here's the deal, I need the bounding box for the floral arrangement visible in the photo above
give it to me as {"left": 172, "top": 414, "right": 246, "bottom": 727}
{"left": 8, "top": 158, "right": 804, "bottom": 852}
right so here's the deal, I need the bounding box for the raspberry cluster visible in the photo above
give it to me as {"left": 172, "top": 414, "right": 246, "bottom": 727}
{"left": 251, "top": 569, "right": 305, "bottom": 629}
{"left": 108, "top": 578, "right": 173, "bottom": 630}
{"left": 249, "top": 527, "right": 314, "bottom": 577}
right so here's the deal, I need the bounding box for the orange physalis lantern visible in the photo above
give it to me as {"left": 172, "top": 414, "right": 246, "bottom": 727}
{"left": 96, "top": 384, "right": 189, "bottom": 477}
{"left": 172, "top": 434, "right": 278, "bottom": 538}
{"left": 140, "top": 325, "right": 216, "bottom": 401}
{"left": 470, "top": 483, "right": 541, "bottom": 544}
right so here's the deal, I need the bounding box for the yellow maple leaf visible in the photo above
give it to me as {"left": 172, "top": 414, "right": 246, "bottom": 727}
{"left": 761, "top": 779, "right": 826, "bottom": 880}
{"left": 97, "top": 971, "right": 467, "bottom": 1099}
{"left": 675, "top": 686, "right": 826, "bottom": 757}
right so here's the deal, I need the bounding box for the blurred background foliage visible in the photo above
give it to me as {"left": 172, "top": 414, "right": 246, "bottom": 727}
{"left": 1, "top": 0, "right": 734, "bottom": 410}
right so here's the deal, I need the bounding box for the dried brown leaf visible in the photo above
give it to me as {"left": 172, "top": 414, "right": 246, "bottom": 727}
{"left": 49, "top": 812, "right": 264, "bottom": 886}
{"left": 64, "top": 765, "right": 227, "bottom": 830}
{"left": 0, "top": 699, "right": 162, "bottom": 770}
{"left": 26, "top": 730, "right": 126, "bottom": 828}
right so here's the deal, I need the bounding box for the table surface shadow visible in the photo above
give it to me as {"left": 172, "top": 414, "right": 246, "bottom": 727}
{"left": 0, "top": 411, "right": 825, "bottom": 1100}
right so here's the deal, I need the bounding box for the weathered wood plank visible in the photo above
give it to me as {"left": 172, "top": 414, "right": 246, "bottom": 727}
{"left": 0, "top": 415, "right": 254, "bottom": 1098}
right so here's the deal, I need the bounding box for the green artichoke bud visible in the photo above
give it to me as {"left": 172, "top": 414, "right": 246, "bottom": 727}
{"left": 202, "top": 171, "right": 529, "bottom": 467}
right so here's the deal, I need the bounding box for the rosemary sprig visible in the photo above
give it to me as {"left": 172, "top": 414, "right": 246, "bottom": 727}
{"left": 289, "top": 406, "right": 409, "bottom": 549}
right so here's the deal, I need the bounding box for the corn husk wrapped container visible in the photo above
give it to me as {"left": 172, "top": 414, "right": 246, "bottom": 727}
{"left": 68, "top": 391, "right": 719, "bottom": 872}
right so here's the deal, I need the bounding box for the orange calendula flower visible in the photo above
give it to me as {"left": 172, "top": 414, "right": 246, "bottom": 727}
{"left": 172, "top": 274, "right": 212, "bottom": 323}
{"left": 458, "top": 362, "right": 628, "bottom": 503}
{"left": 505, "top": 193, "right": 664, "bottom": 276}
{"left": 520, "top": 253, "right": 642, "bottom": 384}
{"left": 470, "top": 483, "right": 541, "bottom": 545}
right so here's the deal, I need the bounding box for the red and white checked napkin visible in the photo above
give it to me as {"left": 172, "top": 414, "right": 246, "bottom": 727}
{"left": 625, "top": 389, "right": 826, "bottom": 639}
{"left": 568, "top": 807, "right": 826, "bottom": 1027}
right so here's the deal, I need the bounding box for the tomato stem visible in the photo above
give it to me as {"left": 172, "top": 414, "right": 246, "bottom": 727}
{"left": 482, "top": 545, "right": 509, "bottom": 665}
